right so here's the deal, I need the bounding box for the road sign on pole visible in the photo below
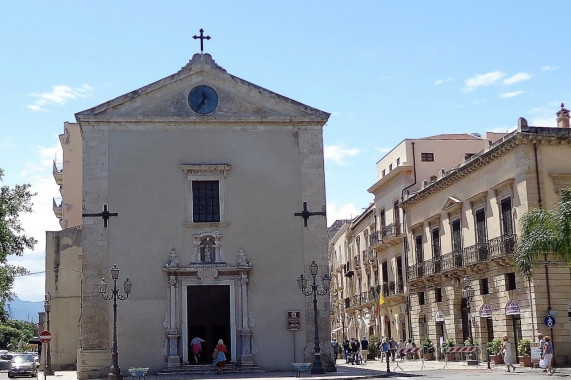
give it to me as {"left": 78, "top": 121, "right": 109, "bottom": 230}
{"left": 39, "top": 331, "right": 52, "bottom": 343}
{"left": 544, "top": 315, "right": 556, "bottom": 328}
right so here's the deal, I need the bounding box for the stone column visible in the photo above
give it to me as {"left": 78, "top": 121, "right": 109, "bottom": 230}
{"left": 237, "top": 272, "right": 253, "bottom": 365}
{"left": 165, "top": 275, "right": 180, "bottom": 368}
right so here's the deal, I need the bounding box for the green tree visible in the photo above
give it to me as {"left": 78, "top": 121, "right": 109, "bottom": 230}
{"left": 0, "top": 319, "right": 38, "bottom": 349}
{"left": 0, "top": 168, "right": 37, "bottom": 321}
{"left": 515, "top": 188, "right": 571, "bottom": 280}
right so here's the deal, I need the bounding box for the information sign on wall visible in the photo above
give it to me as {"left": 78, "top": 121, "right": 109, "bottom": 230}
{"left": 505, "top": 300, "right": 520, "bottom": 315}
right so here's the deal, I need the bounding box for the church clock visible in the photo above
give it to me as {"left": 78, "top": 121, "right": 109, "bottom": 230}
{"left": 188, "top": 85, "right": 218, "bottom": 115}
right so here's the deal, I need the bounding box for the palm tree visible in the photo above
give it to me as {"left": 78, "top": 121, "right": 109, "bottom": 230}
{"left": 514, "top": 188, "right": 571, "bottom": 280}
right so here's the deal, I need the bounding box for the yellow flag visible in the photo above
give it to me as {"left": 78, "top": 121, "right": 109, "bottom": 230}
{"left": 379, "top": 293, "right": 385, "bottom": 306}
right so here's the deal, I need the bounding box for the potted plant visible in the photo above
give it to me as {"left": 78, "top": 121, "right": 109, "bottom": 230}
{"left": 420, "top": 338, "right": 435, "bottom": 360}
{"left": 518, "top": 339, "right": 532, "bottom": 367}
{"left": 368, "top": 335, "right": 380, "bottom": 360}
{"left": 441, "top": 338, "right": 455, "bottom": 361}
{"left": 488, "top": 338, "right": 503, "bottom": 365}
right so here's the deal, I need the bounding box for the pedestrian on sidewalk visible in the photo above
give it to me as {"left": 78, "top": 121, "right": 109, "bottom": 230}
{"left": 543, "top": 336, "right": 554, "bottom": 375}
{"left": 501, "top": 335, "right": 516, "bottom": 373}
{"left": 360, "top": 337, "right": 369, "bottom": 363}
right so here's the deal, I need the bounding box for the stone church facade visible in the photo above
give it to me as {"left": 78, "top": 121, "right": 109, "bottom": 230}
{"left": 47, "top": 53, "right": 333, "bottom": 378}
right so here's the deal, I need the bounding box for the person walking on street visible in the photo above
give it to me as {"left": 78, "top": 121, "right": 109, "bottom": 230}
{"left": 543, "top": 336, "right": 554, "bottom": 375}
{"left": 501, "top": 335, "right": 516, "bottom": 373}
{"left": 331, "top": 339, "right": 339, "bottom": 362}
{"left": 389, "top": 337, "right": 397, "bottom": 361}
{"left": 538, "top": 333, "right": 546, "bottom": 372}
{"left": 360, "top": 337, "right": 369, "bottom": 363}
{"left": 343, "top": 339, "right": 350, "bottom": 363}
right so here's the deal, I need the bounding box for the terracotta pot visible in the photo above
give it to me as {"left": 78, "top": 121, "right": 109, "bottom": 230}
{"left": 491, "top": 354, "right": 503, "bottom": 365}
{"left": 519, "top": 356, "right": 532, "bottom": 367}
{"left": 423, "top": 352, "right": 434, "bottom": 361}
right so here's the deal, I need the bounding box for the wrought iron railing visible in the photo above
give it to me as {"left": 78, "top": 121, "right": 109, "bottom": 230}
{"left": 407, "top": 234, "right": 517, "bottom": 281}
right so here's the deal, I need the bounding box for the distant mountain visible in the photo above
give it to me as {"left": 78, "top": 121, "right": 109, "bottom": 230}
{"left": 4, "top": 296, "right": 43, "bottom": 323}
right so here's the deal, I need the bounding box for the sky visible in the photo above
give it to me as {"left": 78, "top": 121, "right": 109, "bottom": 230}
{"left": 2, "top": 1, "right": 570, "bottom": 303}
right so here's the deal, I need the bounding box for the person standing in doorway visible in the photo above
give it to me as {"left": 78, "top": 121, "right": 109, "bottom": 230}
{"left": 212, "top": 339, "right": 227, "bottom": 374}
{"left": 191, "top": 336, "right": 205, "bottom": 364}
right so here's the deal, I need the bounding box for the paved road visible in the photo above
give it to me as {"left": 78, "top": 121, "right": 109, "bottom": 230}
{"left": 1, "top": 359, "right": 569, "bottom": 380}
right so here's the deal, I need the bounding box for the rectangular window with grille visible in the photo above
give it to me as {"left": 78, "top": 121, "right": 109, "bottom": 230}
{"left": 421, "top": 152, "right": 434, "bottom": 162}
{"left": 192, "top": 180, "right": 220, "bottom": 222}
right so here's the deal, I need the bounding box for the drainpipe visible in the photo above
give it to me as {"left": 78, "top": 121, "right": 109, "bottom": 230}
{"left": 400, "top": 141, "right": 417, "bottom": 343}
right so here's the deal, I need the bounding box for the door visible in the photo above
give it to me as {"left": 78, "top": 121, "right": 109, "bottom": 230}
{"left": 187, "top": 285, "right": 231, "bottom": 364}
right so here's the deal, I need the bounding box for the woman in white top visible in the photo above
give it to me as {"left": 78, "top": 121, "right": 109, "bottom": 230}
{"left": 501, "top": 335, "right": 516, "bottom": 372}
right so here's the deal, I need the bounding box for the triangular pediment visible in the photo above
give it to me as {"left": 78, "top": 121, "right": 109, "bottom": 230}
{"left": 442, "top": 196, "right": 463, "bottom": 212}
{"left": 75, "top": 54, "right": 329, "bottom": 125}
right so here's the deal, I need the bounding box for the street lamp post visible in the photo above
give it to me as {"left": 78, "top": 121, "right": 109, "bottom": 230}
{"left": 100, "top": 264, "right": 132, "bottom": 380}
{"left": 297, "top": 261, "right": 331, "bottom": 374}
{"left": 462, "top": 275, "right": 475, "bottom": 360}
{"left": 43, "top": 293, "right": 54, "bottom": 376}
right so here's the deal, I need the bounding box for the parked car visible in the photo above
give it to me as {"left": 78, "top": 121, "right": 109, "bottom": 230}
{"left": 8, "top": 353, "right": 38, "bottom": 378}
{"left": 0, "top": 352, "right": 14, "bottom": 370}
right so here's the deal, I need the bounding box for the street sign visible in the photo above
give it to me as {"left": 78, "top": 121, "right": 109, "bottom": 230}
{"left": 287, "top": 311, "right": 300, "bottom": 331}
{"left": 39, "top": 330, "right": 52, "bottom": 343}
{"left": 544, "top": 315, "right": 556, "bottom": 328}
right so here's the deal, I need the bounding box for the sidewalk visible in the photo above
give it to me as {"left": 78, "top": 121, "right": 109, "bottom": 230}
{"left": 26, "top": 359, "right": 571, "bottom": 380}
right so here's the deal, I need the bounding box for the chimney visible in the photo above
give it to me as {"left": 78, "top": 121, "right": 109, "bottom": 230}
{"left": 557, "top": 103, "right": 570, "bottom": 128}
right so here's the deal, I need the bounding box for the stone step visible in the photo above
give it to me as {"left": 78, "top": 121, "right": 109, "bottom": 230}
{"left": 157, "top": 363, "right": 265, "bottom": 376}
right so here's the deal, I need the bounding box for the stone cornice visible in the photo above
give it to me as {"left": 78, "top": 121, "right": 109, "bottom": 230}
{"left": 368, "top": 165, "right": 413, "bottom": 194}
{"left": 401, "top": 128, "right": 571, "bottom": 207}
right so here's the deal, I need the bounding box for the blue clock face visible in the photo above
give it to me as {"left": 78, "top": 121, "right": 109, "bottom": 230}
{"left": 188, "top": 85, "right": 218, "bottom": 115}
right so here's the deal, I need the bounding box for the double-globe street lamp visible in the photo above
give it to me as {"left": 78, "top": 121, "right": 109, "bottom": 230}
{"left": 462, "top": 275, "right": 475, "bottom": 360}
{"left": 297, "top": 261, "right": 331, "bottom": 374}
{"left": 44, "top": 293, "right": 54, "bottom": 376}
{"left": 100, "top": 265, "right": 132, "bottom": 380}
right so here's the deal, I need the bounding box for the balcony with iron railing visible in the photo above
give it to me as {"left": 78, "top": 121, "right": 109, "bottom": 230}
{"left": 370, "top": 223, "right": 404, "bottom": 251}
{"left": 345, "top": 291, "right": 378, "bottom": 309}
{"left": 407, "top": 234, "right": 517, "bottom": 283}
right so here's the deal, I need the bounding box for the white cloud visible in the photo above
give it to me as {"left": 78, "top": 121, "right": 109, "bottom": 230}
{"left": 500, "top": 90, "right": 524, "bottom": 98}
{"left": 541, "top": 65, "right": 558, "bottom": 72}
{"left": 326, "top": 202, "right": 359, "bottom": 227}
{"left": 27, "top": 84, "right": 94, "bottom": 112}
{"left": 503, "top": 72, "right": 532, "bottom": 85}
{"left": 434, "top": 78, "right": 453, "bottom": 86}
{"left": 324, "top": 144, "right": 361, "bottom": 165}
{"left": 463, "top": 71, "right": 505, "bottom": 93}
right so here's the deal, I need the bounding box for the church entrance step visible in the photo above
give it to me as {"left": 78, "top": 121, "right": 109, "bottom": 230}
{"left": 157, "top": 363, "right": 265, "bottom": 376}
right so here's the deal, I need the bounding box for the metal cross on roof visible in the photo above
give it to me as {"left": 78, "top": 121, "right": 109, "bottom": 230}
{"left": 193, "top": 28, "right": 211, "bottom": 54}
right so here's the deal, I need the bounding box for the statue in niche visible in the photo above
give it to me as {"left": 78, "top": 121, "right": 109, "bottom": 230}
{"left": 165, "top": 248, "right": 179, "bottom": 268}
{"left": 237, "top": 246, "right": 251, "bottom": 267}
{"left": 204, "top": 245, "right": 212, "bottom": 261}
